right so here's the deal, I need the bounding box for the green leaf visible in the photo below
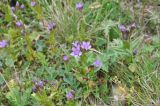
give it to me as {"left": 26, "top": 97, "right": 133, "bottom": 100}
{"left": 22, "top": 88, "right": 32, "bottom": 106}
{"left": 48, "top": 30, "right": 55, "bottom": 45}
{"left": 5, "top": 56, "right": 14, "bottom": 67}
{"left": 86, "top": 52, "right": 95, "bottom": 64}
{"left": 5, "top": 6, "right": 12, "bottom": 22}
{"left": 95, "top": 37, "right": 107, "bottom": 46}
{"left": 6, "top": 87, "right": 22, "bottom": 106}
{"left": 33, "top": 5, "right": 43, "bottom": 20}
{"left": 74, "top": 74, "right": 86, "bottom": 84}
{"left": 36, "top": 40, "right": 46, "bottom": 52}
{"left": 109, "top": 27, "right": 120, "bottom": 40}
{"left": 32, "top": 91, "right": 54, "bottom": 106}
{"left": 36, "top": 52, "right": 48, "bottom": 66}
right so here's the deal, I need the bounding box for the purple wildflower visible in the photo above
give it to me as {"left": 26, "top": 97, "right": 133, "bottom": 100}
{"left": 16, "top": 1, "right": 20, "bottom": 7}
{"left": 32, "top": 86, "right": 37, "bottom": 93}
{"left": 0, "top": 40, "right": 7, "bottom": 48}
{"left": 72, "top": 41, "right": 80, "bottom": 48}
{"left": 70, "top": 41, "right": 83, "bottom": 57}
{"left": 81, "top": 41, "right": 91, "bottom": 50}
{"left": 36, "top": 81, "right": 44, "bottom": 88}
{"left": 76, "top": 2, "right": 83, "bottom": 11}
{"left": 11, "top": 7, "right": 15, "bottom": 12}
{"left": 16, "top": 21, "right": 22, "bottom": 27}
{"left": 48, "top": 22, "right": 56, "bottom": 30}
{"left": 66, "top": 91, "right": 74, "bottom": 100}
{"left": 31, "top": 1, "right": 36, "bottom": 7}
{"left": 118, "top": 24, "right": 129, "bottom": 40}
{"left": 71, "top": 46, "right": 82, "bottom": 57}
{"left": 118, "top": 24, "right": 127, "bottom": 33}
{"left": 20, "top": 4, "right": 25, "bottom": 9}
{"left": 63, "top": 55, "right": 69, "bottom": 61}
{"left": 93, "top": 60, "right": 102, "bottom": 68}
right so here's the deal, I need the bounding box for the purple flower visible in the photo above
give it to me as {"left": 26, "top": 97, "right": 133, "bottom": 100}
{"left": 76, "top": 2, "right": 83, "bottom": 11}
{"left": 72, "top": 41, "right": 80, "bottom": 48}
{"left": 71, "top": 46, "right": 82, "bottom": 57}
{"left": 32, "top": 86, "right": 37, "bottom": 93}
{"left": 16, "top": 21, "right": 22, "bottom": 27}
{"left": 66, "top": 91, "right": 74, "bottom": 100}
{"left": 118, "top": 24, "right": 127, "bottom": 33}
{"left": 48, "top": 22, "right": 56, "bottom": 30}
{"left": 16, "top": 1, "right": 20, "bottom": 7}
{"left": 93, "top": 60, "right": 102, "bottom": 68}
{"left": 70, "top": 41, "right": 83, "bottom": 57}
{"left": 20, "top": 4, "right": 25, "bottom": 9}
{"left": 11, "top": 7, "right": 15, "bottom": 12}
{"left": 31, "top": 1, "right": 36, "bottom": 7}
{"left": 81, "top": 41, "right": 91, "bottom": 50}
{"left": 63, "top": 55, "right": 69, "bottom": 61}
{"left": 36, "top": 81, "right": 44, "bottom": 88}
{"left": 0, "top": 40, "right": 7, "bottom": 48}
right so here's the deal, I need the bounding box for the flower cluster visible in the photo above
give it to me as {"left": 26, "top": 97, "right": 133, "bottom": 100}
{"left": 15, "top": 1, "right": 25, "bottom": 9}
{"left": 118, "top": 22, "right": 136, "bottom": 40}
{"left": 32, "top": 80, "right": 47, "bottom": 93}
{"left": 69, "top": 41, "right": 102, "bottom": 68}
{"left": 70, "top": 41, "right": 91, "bottom": 58}
{"left": 71, "top": 46, "right": 82, "bottom": 58}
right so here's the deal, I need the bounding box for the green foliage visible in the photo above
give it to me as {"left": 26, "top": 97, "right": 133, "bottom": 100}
{"left": 6, "top": 86, "right": 31, "bottom": 106}
{"left": 0, "top": 0, "right": 159, "bottom": 105}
